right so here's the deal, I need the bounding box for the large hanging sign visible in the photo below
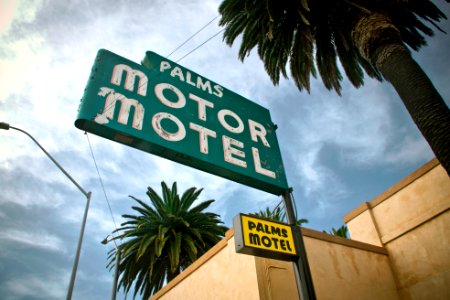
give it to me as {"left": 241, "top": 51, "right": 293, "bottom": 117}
{"left": 233, "top": 214, "right": 297, "bottom": 260}
{"left": 75, "top": 49, "right": 288, "bottom": 195}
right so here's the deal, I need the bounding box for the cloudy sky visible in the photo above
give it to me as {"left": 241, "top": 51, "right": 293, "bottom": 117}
{"left": 1, "top": 0, "right": 449, "bottom": 299}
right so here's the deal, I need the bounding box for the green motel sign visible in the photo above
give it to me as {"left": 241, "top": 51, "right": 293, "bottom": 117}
{"left": 75, "top": 49, "right": 288, "bottom": 195}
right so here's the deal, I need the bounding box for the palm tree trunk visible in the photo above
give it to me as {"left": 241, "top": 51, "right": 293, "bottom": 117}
{"left": 353, "top": 13, "right": 450, "bottom": 176}
{"left": 376, "top": 45, "right": 450, "bottom": 176}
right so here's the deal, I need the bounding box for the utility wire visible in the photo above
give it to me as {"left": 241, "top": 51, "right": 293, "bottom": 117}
{"left": 176, "top": 29, "right": 225, "bottom": 63}
{"left": 95, "top": 16, "right": 223, "bottom": 120}
{"left": 85, "top": 132, "right": 118, "bottom": 248}
{"left": 96, "top": 22, "right": 223, "bottom": 121}
{"left": 274, "top": 199, "right": 284, "bottom": 211}
{"left": 167, "top": 15, "right": 219, "bottom": 58}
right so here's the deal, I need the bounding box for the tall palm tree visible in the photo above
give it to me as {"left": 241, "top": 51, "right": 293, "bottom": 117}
{"left": 219, "top": 0, "right": 450, "bottom": 175}
{"left": 105, "top": 182, "right": 228, "bottom": 299}
{"left": 254, "top": 205, "right": 309, "bottom": 226}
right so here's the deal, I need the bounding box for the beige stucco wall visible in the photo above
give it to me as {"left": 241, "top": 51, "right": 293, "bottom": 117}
{"left": 345, "top": 158, "right": 450, "bottom": 300}
{"left": 302, "top": 229, "right": 399, "bottom": 300}
{"left": 151, "top": 227, "right": 399, "bottom": 300}
{"left": 151, "top": 231, "right": 260, "bottom": 300}
{"left": 256, "top": 229, "right": 399, "bottom": 300}
{"left": 151, "top": 159, "right": 449, "bottom": 300}
{"left": 345, "top": 203, "right": 383, "bottom": 246}
{"left": 388, "top": 211, "right": 450, "bottom": 300}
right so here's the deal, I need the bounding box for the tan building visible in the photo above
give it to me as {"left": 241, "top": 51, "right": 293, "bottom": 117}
{"left": 150, "top": 158, "right": 450, "bottom": 300}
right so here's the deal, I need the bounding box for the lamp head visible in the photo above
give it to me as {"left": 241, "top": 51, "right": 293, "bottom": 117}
{"left": 0, "top": 122, "right": 10, "bottom": 130}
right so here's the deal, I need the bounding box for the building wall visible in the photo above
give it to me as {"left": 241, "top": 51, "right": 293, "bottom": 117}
{"left": 345, "top": 159, "right": 450, "bottom": 300}
{"left": 150, "top": 230, "right": 260, "bottom": 300}
{"left": 255, "top": 228, "right": 399, "bottom": 300}
{"left": 151, "top": 228, "right": 398, "bottom": 300}
{"left": 301, "top": 229, "right": 399, "bottom": 300}
{"left": 150, "top": 159, "right": 449, "bottom": 300}
{"left": 387, "top": 212, "right": 450, "bottom": 300}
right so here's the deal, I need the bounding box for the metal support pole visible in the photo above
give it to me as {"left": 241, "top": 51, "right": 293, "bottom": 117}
{"left": 111, "top": 250, "right": 121, "bottom": 300}
{"left": 0, "top": 122, "right": 92, "bottom": 300}
{"left": 282, "top": 190, "right": 316, "bottom": 300}
{"left": 66, "top": 191, "right": 91, "bottom": 300}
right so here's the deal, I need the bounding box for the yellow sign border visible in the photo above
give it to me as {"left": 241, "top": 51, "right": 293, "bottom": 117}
{"left": 236, "top": 214, "right": 297, "bottom": 257}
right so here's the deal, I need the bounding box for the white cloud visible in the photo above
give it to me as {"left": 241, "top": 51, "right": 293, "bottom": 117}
{"left": 384, "top": 133, "right": 432, "bottom": 165}
{"left": 0, "top": 36, "right": 47, "bottom": 100}
{"left": 0, "top": 0, "right": 43, "bottom": 33}
{"left": 3, "top": 271, "right": 67, "bottom": 300}
{"left": 0, "top": 229, "right": 66, "bottom": 253}
{"left": 288, "top": 144, "right": 349, "bottom": 215}
{"left": 298, "top": 80, "right": 393, "bottom": 162}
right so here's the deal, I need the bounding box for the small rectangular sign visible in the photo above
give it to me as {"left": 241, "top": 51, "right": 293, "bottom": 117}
{"left": 233, "top": 214, "right": 297, "bottom": 260}
{"left": 75, "top": 49, "right": 289, "bottom": 195}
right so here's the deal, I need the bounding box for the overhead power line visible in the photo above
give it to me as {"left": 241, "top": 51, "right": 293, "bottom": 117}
{"left": 85, "top": 132, "right": 118, "bottom": 247}
{"left": 97, "top": 15, "right": 223, "bottom": 120}
{"left": 176, "top": 29, "right": 225, "bottom": 63}
{"left": 167, "top": 15, "right": 219, "bottom": 58}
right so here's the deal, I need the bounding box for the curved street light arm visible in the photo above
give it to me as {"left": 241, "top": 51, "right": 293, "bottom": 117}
{"left": 2, "top": 123, "right": 88, "bottom": 197}
{"left": 0, "top": 121, "right": 91, "bottom": 300}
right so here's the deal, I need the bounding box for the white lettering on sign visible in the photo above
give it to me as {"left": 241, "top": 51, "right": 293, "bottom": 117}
{"left": 196, "top": 77, "right": 212, "bottom": 95}
{"left": 152, "top": 112, "right": 186, "bottom": 141}
{"left": 94, "top": 87, "right": 144, "bottom": 130}
{"left": 95, "top": 62, "right": 278, "bottom": 180}
{"left": 218, "top": 109, "right": 244, "bottom": 134}
{"left": 252, "top": 147, "right": 276, "bottom": 178}
{"left": 189, "top": 94, "right": 214, "bottom": 121}
{"left": 160, "top": 61, "right": 171, "bottom": 73}
{"left": 159, "top": 60, "right": 224, "bottom": 98}
{"left": 170, "top": 66, "right": 184, "bottom": 81}
{"left": 189, "top": 123, "right": 217, "bottom": 154}
{"left": 249, "top": 119, "right": 270, "bottom": 147}
{"left": 186, "top": 71, "right": 196, "bottom": 87}
{"left": 155, "top": 83, "right": 186, "bottom": 108}
{"left": 223, "top": 136, "right": 247, "bottom": 168}
{"left": 111, "top": 64, "right": 148, "bottom": 96}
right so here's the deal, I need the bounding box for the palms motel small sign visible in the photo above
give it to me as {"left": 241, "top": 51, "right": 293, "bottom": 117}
{"left": 233, "top": 214, "right": 297, "bottom": 260}
{"left": 75, "top": 49, "right": 288, "bottom": 195}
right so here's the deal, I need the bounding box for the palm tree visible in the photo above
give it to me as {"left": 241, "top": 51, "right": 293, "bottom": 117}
{"left": 254, "top": 205, "right": 309, "bottom": 226}
{"left": 323, "top": 225, "right": 349, "bottom": 238}
{"left": 219, "top": 0, "right": 450, "bottom": 175}
{"left": 105, "top": 182, "right": 228, "bottom": 299}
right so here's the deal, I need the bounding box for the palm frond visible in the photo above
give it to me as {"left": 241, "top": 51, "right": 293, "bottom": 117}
{"left": 219, "top": 0, "right": 447, "bottom": 94}
{"left": 104, "top": 181, "right": 228, "bottom": 299}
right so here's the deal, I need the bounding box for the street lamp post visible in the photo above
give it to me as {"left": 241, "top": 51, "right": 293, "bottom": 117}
{"left": 111, "top": 250, "right": 121, "bottom": 300}
{"left": 0, "top": 122, "right": 91, "bottom": 300}
{"left": 101, "top": 235, "right": 121, "bottom": 300}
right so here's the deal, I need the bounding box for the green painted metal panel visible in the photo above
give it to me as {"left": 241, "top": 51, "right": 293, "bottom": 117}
{"left": 75, "top": 49, "right": 288, "bottom": 195}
